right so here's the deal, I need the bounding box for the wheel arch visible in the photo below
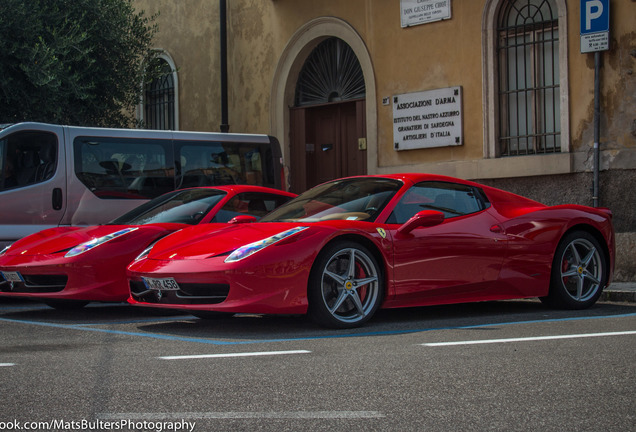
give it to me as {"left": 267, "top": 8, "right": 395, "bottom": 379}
{"left": 558, "top": 223, "right": 613, "bottom": 283}
{"left": 308, "top": 233, "right": 389, "bottom": 299}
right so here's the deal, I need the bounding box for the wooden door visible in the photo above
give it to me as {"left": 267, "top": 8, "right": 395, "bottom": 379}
{"left": 289, "top": 100, "right": 366, "bottom": 194}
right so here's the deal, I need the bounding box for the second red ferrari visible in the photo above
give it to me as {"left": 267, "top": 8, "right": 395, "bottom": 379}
{"left": 0, "top": 185, "right": 295, "bottom": 307}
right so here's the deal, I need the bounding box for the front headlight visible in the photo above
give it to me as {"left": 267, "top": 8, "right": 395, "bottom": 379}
{"left": 224, "top": 227, "right": 308, "bottom": 263}
{"left": 65, "top": 228, "right": 139, "bottom": 258}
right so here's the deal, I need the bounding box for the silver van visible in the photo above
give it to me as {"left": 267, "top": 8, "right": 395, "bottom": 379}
{"left": 0, "top": 122, "right": 283, "bottom": 248}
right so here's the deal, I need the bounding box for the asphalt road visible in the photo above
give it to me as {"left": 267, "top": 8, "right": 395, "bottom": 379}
{"left": 1, "top": 298, "right": 634, "bottom": 432}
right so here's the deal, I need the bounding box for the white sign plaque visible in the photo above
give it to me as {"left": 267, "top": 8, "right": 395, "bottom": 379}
{"left": 581, "top": 32, "right": 609, "bottom": 53}
{"left": 401, "top": 0, "right": 451, "bottom": 28}
{"left": 393, "top": 86, "right": 462, "bottom": 151}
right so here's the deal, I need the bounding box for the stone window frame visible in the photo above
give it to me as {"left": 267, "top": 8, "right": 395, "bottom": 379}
{"left": 482, "top": 0, "right": 570, "bottom": 166}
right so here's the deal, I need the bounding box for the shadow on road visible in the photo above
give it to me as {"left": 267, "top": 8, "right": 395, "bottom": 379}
{"left": 2, "top": 297, "right": 635, "bottom": 343}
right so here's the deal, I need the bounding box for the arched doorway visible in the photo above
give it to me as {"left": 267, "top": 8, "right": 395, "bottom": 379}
{"left": 289, "top": 37, "right": 367, "bottom": 193}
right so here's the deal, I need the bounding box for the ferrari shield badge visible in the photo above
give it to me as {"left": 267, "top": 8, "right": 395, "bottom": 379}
{"left": 376, "top": 228, "right": 387, "bottom": 239}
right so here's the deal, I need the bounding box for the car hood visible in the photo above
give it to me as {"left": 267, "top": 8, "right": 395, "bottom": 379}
{"left": 146, "top": 222, "right": 313, "bottom": 261}
{"left": 3, "top": 224, "right": 185, "bottom": 257}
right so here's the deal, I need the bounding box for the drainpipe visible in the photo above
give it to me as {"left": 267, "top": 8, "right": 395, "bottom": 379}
{"left": 593, "top": 51, "right": 601, "bottom": 207}
{"left": 219, "top": 0, "right": 230, "bottom": 132}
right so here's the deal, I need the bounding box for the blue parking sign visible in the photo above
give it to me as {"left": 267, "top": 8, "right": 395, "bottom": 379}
{"left": 580, "top": 0, "right": 609, "bottom": 34}
{"left": 580, "top": 0, "right": 609, "bottom": 53}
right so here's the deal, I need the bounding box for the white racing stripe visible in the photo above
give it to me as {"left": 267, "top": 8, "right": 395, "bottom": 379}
{"left": 159, "top": 349, "right": 311, "bottom": 360}
{"left": 422, "top": 330, "right": 636, "bottom": 346}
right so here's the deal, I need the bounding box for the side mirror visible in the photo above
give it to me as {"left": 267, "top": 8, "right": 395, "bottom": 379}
{"left": 228, "top": 215, "right": 257, "bottom": 224}
{"left": 397, "top": 210, "right": 445, "bottom": 235}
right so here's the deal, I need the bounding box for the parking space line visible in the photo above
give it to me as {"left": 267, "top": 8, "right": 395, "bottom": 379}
{"left": 0, "top": 363, "right": 16, "bottom": 367}
{"left": 159, "top": 350, "right": 311, "bottom": 360}
{"left": 422, "top": 330, "right": 636, "bottom": 347}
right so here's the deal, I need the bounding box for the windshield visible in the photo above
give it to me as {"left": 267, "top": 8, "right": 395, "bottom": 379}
{"left": 109, "top": 188, "right": 226, "bottom": 225}
{"left": 261, "top": 177, "right": 402, "bottom": 222}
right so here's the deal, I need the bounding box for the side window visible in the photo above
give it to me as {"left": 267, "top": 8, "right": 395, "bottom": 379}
{"left": 388, "top": 181, "right": 487, "bottom": 224}
{"left": 1, "top": 131, "right": 57, "bottom": 191}
{"left": 74, "top": 137, "right": 173, "bottom": 199}
{"left": 212, "top": 192, "right": 293, "bottom": 223}
{"left": 177, "top": 142, "right": 242, "bottom": 188}
{"left": 175, "top": 140, "right": 266, "bottom": 188}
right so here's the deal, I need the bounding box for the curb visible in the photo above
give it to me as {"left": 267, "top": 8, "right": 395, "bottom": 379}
{"left": 600, "top": 283, "right": 636, "bottom": 303}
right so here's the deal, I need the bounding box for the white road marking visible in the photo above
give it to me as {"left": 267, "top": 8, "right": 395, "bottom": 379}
{"left": 0, "top": 363, "right": 16, "bottom": 367}
{"left": 99, "top": 411, "right": 385, "bottom": 419}
{"left": 159, "top": 349, "right": 311, "bottom": 360}
{"left": 422, "top": 330, "right": 636, "bottom": 347}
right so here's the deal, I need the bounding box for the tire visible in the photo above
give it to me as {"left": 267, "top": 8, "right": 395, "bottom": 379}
{"left": 541, "top": 231, "right": 607, "bottom": 309}
{"left": 308, "top": 241, "right": 384, "bottom": 329}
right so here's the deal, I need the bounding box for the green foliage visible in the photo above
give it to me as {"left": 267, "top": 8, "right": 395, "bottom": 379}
{"left": 0, "top": 0, "right": 159, "bottom": 127}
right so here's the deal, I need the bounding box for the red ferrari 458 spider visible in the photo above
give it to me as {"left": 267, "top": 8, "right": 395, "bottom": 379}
{"left": 127, "top": 173, "right": 615, "bottom": 328}
{"left": 0, "top": 185, "right": 295, "bottom": 308}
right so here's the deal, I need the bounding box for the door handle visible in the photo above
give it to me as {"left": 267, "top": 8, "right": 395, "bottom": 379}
{"left": 52, "top": 188, "right": 63, "bottom": 211}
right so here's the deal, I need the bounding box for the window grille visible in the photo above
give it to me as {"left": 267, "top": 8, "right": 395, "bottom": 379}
{"left": 295, "top": 37, "right": 365, "bottom": 107}
{"left": 497, "top": 0, "right": 560, "bottom": 156}
{"left": 144, "top": 59, "right": 176, "bottom": 130}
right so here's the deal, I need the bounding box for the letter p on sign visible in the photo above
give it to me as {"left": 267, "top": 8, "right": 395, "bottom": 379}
{"left": 585, "top": 0, "right": 603, "bottom": 30}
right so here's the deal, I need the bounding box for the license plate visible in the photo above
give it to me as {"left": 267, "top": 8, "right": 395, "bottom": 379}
{"left": 142, "top": 277, "right": 180, "bottom": 291}
{"left": 1, "top": 271, "right": 23, "bottom": 283}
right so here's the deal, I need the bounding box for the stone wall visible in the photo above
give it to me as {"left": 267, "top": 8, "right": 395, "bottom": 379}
{"left": 480, "top": 169, "right": 636, "bottom": 282}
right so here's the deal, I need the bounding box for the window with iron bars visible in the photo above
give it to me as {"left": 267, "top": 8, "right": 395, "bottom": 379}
{"left": 144, "top": 59, "right": 175, "bottom": 130}
{"left": 497, "top": 0, "right": 560, "bottom": 156}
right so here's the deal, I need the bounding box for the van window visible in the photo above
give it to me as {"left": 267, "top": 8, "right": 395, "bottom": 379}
{"left": 74, "top": 137, "right": 174, "bottom": 199}
{"left": 73, "top": 137, "right": 280, "bottom": 201}
{"left": 0, "top": 131, "right": 57, "bottom": 191}
{"left": 175, "top": 140, "right": 268, "bottom": 189}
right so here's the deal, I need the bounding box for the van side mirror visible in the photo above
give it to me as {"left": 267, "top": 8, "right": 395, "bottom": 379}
{"left": 229, "top": 215, "right": 258, "bottom": 224}
{"left": 397, "top": 210, "right": 445, "bottom": 235}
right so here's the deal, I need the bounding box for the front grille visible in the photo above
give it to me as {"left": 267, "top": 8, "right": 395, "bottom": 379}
{"left": 0, "top": 275, "right": 67, "bottom": 293}
{"left": 130, "top": 280, "right": 229, "bottom": 305}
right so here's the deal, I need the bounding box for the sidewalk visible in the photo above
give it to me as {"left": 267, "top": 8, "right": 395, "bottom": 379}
{"left": 601, "top": 282, "right": 636, "bottom": 303}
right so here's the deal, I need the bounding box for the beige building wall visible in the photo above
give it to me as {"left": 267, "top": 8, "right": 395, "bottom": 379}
{"left": 135, "top": 0, "right": 634, "bottom": 174}
{"left": 133, "top": 1, "right": 224, "bottom": 132}
{"left": 134, "top": 0, "right": 635, "bottom": 279}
